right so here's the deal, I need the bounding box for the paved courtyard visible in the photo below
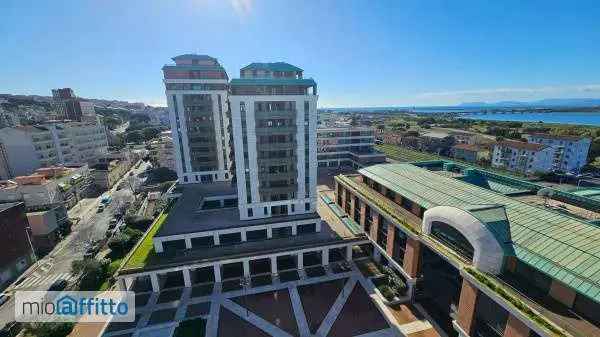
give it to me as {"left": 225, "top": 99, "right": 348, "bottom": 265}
{"left": 102, "top": 261, "right": 443, "bottom": 337}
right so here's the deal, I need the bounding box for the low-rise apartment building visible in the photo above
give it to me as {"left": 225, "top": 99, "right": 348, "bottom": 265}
{"left": 334, "top": 162, "right": 600, "bottom": 337}
{"left": 0, "top": 119, "right": 108, "bottom": 179}
{"left": 525, "top": 133, "right": 591, "bottom": 173}
{"left": 317, "top": 127, "right": 386, "bottom": 168}
{"left": 491, "top": 140, "right": 554, "bottom": 174}
{"left": 451, "top": 143, "right": 490, "bottom": 163}
{"left": 0, "top": 202, "right": 35, "bottom": 288}
{"left": 0, "top": 174, "right": 68, "bottom": 253}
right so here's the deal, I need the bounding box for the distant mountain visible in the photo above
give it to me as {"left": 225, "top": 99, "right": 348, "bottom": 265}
{"left": 459, "top": 98, "right": 600, "bottom": 108}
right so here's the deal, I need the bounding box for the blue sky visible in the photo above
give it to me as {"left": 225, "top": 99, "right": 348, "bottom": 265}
{"left": 1, "top": 0, "right": 600, "bottom": 107}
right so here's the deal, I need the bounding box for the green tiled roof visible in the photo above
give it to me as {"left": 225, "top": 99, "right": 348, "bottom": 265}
{"left": 229, "top": 78, "right": 316, "bottom": 86}
{"left": 358, "top": 163, "right": 600, "bottom": 303}
{"left": 172, "top": 54, "right": 217, "bottom": 61}
{"left": 241, "top": 62, "right": 302, "bottom": 72}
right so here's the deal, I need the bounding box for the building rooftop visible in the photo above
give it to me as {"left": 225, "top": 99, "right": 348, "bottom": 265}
{"left": 527, "top": 133, "right": 591, "bottom": 142}
{"left": 241, "top": 62, "right": 303, "bottom": 72}
{"left": 452, "top": 143, "right": 487, "bottom": 152}
{"left": 229, "top": 78, "right": 316, "bottom": 87}
{"left": 497, "top": 139, "right": 547, "bottom": 151}
{"left": 358, "top": 163, "right": 600, "bottom": 303}
{"left": 171, "top": 54, "right": 217, "bottom": 61}
{"left": 120, "top": 183, "right": 363, "bottom": 273}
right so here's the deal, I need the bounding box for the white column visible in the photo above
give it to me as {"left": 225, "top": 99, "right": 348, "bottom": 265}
{"left": 153, "top": 239, "right": 164, "bottom": 253}
{"left": 316, "top": 220, "right": 322, "bottom": 232}
{"left": 297, "top": 253, "right": 304, "bottom": 269}
{"left": 322, "top": 249, "right": 329, "bottom": 266}
{"left": 213, "top": 264, "right": 222, "bottom": 283}
{"left": 243, "top": 260, "right": 250, "bottom": 277}
{"left": 241, "top": 230, "right": 247, "bottom": 242}
{"left": 118, "top": 278, "right": 127, "bottom": 291}
{"left": 213, "top": 233, "right": 220, "bottom": 245}
{"left": 183, "top": 269, "right": 192, "bottom": 287}
{"left": 292, "top": 225, "right": 298, "bottom": 236}
{"left": 150, "top": 274, "right": 160, "bottom": 292}
{"left": 270, "top": 256, "right": 278, "bottom": 274}
{"left": 185, "top": 237, "right": 192, "bottom": 249}
{"left": 267, "top": 227, "right": 273, "bottom": 239}
{"left": 346, "top": 245, "right": 353, "bottom": 261}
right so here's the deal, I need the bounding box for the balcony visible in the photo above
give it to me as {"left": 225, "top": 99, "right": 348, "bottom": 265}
{"left": 255, "top": 125, "right": 297, "bottom": 135}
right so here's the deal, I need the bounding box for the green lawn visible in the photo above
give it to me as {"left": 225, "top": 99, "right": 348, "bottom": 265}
{"left": 121, "top": 209, "right": 169, "bottom": 270}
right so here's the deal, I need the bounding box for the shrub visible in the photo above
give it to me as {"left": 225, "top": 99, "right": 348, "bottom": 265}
{"left": 125, "top": 215, "right": 153, "bottom": 231}
{"left": 22, "top": 322, "right": 74, "bottom": 337}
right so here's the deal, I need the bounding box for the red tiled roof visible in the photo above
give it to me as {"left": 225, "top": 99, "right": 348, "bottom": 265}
{"left": 527, "top": 133, "right": 588, "bottom": 141}
{"left": 497, "top": 139, "right": 547, "bottom": 151}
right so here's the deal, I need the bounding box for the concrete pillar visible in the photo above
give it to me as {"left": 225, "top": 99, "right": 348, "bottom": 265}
{"left": 297, "top": 253, "right": 304, "bottom": 269}
{"left": 267, "top": 227, "right": 273, "bottom": 239}
{"left": 220, "top": 199, "right": 225, "bottom": 207}
{"left": 386, "top": 224, "right": 396, "bottom": 257}
{"left": 402, "top": 237, "right": 422, "bottom": 278}
{"left": 183, "top": 269, "right": 191, "bottom": 287}
{"left": 185, "top": 237, "right": 192, "bottom": 249}
{"left": 340, "top": 187, "right": 347, "bottom": 210}
{"left": 359, "top": 202, "right": 367, "bottom": 228}
{"left": 370, "top": 213, "right": 379, "bottom": 241}
{"left": 548, "top": 279, "right": 576, "bottom": 307}
{"left": 322, "top": 249, "right": 329, "bottom": 266}
{"left": 153, "top": 239, "right": 164, "bottom": 253}
{"left": 213, "top": 264, "right": 222, "bottom": 283}
{"left": 243, "top": 260, "right": 250, "bottom": 277}
{"left": 150, "top": 273, "right": 160, "bottom": 292}
{"left": 292, "top": 225, "right": 298, "bottom": 236}
{"left": 456, "top": 279, "right": 479, "bottom": 336}
{"left": 345, "top": 245, "right": 353, "bottom": 261}
{"left": 503, "top": 314, "right": 531, "bottom": 337}
{"left": 213, "top": 233, "right": 220, "bottom": 245}
{"left": 316, "top": 220, "right": 322, "bottom": 232}
{"left": 350, "top": 196, "right": 356, "bottom": 220}
{"left": 411, "top": 202, "right": 421, "bottom": 217}
{"left": 394, "top": 193, "right": 403, "bottom": 206}
{"left": 241, "top": 230, "right": 247, "bottom": 242}
{"left": 270, "top": 256, "right": 278, "bottom": 274}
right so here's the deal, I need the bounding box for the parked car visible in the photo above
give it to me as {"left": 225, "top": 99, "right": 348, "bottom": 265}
{"left": 108, "top": 218, "right": 118, "bottom": 229}
{"left": 97, "top": 204, "right": 104, "bottom": 213}
{"left": 48, "top": 279, "right": 68, "bottom": 291}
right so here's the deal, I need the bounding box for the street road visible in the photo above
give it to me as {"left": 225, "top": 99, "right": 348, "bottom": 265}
{"left": 0, "top": 160, "right": 151, "bottom": 328}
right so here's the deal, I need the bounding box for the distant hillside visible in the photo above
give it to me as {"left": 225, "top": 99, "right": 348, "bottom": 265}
{"left": 459, "top": 98, "right": 600, "bottom": 108}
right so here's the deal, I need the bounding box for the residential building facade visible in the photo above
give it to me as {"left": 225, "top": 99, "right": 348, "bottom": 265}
{"left": 0, "top": 120, "right": 108, "bottom": 179}
{"left": 51, "top": 88, "right": 96, "bottom": 122}
{"left": 317, "top": 127, "right": 386, "bottom": 168}
{"left": 451, "top": 143, "right": 490, "bottom": 163}
{"left": 0, "top": 202, "right": 34, "bottom": 288}
{"left": 229, "top": 62, "right": 318, "bottom": 220}
{"left": 525, "top": 133, "right": 591, "bottom": 173}
{"left": 491, "top": 140, "right": 554, "bottom": 174}
{"left": 162, "top": 54, "right": 232, "bottom": 184}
